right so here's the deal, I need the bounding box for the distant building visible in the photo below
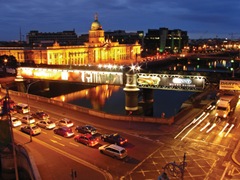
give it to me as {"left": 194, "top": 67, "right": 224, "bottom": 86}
{"left": 144, "top": 28, "right": 189, "bottom": 55}
{"left": 105, "top": 30, "right": 144, "bottom": 45}
{"left": 26, "top": 30, "right": 78, "bottom": 46}
{"left": 0, "top": 14, "right": 141, "bottom": 65}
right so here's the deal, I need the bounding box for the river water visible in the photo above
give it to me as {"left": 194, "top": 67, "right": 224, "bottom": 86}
{"left": 51, "top": 85, "right": 194, "bottom": 118}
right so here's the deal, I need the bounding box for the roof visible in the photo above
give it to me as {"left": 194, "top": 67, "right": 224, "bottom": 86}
{"left": 108, "top": 144, "right": 125, "bottom": 151}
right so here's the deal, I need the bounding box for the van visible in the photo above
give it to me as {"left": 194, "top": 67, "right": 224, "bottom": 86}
{"left": 15, "top": 103, "right": 29, "bottom": 114}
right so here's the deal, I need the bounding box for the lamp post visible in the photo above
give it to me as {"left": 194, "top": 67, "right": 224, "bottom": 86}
{"left": 3, "top": 58, "right": 8, "bottom": 76}
{"left": 26, "top": 80, "right": 40, "bottom": 142}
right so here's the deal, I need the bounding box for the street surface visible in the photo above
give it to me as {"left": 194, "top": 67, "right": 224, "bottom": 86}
{"left": 1, "top": 90, "right": 240, "bottom": 180}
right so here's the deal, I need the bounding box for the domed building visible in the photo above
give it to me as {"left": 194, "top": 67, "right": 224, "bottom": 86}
{"left": 0, "top": 14, "right": 142, "bottom": 65}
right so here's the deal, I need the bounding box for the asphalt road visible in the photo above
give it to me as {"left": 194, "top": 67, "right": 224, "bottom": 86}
{"left": 2, "top": 89, "right": 240, "bottom": 180}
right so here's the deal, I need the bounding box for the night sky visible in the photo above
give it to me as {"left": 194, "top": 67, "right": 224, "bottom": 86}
{"left": 0, "top": 0, "right": 239, "bottom": 41}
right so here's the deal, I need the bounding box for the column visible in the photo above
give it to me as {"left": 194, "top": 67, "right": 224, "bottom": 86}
{"left": 123, "top": 73, "right": 140, "bottom": 114}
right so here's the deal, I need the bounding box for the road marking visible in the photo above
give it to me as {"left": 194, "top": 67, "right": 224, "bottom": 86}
{"left": 53, "top": 135, "right": 62, "bottom": 140}
{"left": 230, "top": 166, "right": 240, "bottom": 176}
{"left": 220, "top": 161, "right": 230, "bottom": 180}
{"left": 69, "top": 142, "right": 79, "bottom": 147}
{"left": 50, "top": 139, "right": 65, "bottom": 146}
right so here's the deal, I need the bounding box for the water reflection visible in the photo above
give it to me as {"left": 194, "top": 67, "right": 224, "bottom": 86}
{"left": 168, "top": 59, "right": 236, "bottom": 72}
{"left": 52, "top": 85, "right": 122, "bottom": 111}
{"left": 52, "top": 84, "right": 194, "bottom": 118}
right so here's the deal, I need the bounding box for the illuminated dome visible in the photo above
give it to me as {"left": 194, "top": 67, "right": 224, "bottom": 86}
{"left": 91, "top": 14, "right": 102, "bottom": 30}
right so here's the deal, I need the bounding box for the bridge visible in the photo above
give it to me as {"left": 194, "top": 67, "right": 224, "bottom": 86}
{"left": 12, "top": 54, "right": 240, "bottom": 114}
{"left": 16, "top": 65, "right": 206, "bottom": 92}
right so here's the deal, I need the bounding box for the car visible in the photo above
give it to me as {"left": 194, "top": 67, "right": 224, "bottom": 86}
{"left": 101, "top": 133, "right": 128, "bottom": 146}
{"left": 11, "top": 117, "right": 22, "bottom": 127}
{"left": 99, "top": 144, "right": 128, "bottom": 159}
{"left": 21, "top": 115, "right": 35, "bottom": 124}
{"left": 53, "top": 127, "right": 74, "bottom": 137}
{"left": 75, "top": 125, "right": 97, "bottom": 135}
{"left": 14, "top": 103, "right": 29, "bottom": 114}
{"left": 32, "top": 110, "right": 49, "bottom": 120}
{"left": 57, "top": 118, "right": 74, "bottom": 127}
{"left": 74, "top": 133, "right": 99, "bottom": 147}
{"left": 36, "top": 120, "right": 56, "bottom": 129}
{"left": 20, "top": 124, "right": 41, "bottom": 135}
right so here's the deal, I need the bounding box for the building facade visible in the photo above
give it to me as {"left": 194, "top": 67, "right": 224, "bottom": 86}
{"left": 27, "top": 30, "right": 78, "bottom": 46}
{"left": 0, "top": 15, "right": 141, "bottom": 65}
{"left": 144, "top": 28, "right": 189, "bottom": 55}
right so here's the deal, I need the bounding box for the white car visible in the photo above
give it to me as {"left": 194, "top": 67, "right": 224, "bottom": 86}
{"left": 21, "top": 115, "right": 35, "bottom": 124}
{"left": 11, "top": 117, "right": 22, "bottom": 127}
{"left": 20, "top": 124, "right": 41, "bottom": 135}
{"left": 57, "top": 118, "right": 74, "bottom": 127}
{"left": 36, "top": 120, "right": 56, "bottom": 130}
{"left": 99, "top": 144, "right": 128, "bottom": 160}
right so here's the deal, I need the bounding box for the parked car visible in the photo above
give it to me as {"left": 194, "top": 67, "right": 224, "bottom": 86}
{"left": 53, "top": 127, "right": 74, "bottom": 137}
{"left": 14, "top": 103, "right": 29, "bottom": 114}
{"left": 57, "top": 118, "right": 74, "bottom": 127}
{"left": 101, "top": 133, "right": 127, "bottom": 146}
{"left": 99, "top": 144, "right": 128, "bottom": 159}
{"left": 36, "top": 120, "right": 56, "bottom": 129}
{"left": 20, "top": 124, "right": 41, "bottom": 135}
{"left": 75, "top": 125, "right": 97, "bottom": 135}
{"left": 11, "top": 117, "right": 22, "bottom": 127}
{"left": 32, "top": 110, "right": 49, "bottom": 120}
{"left": 74, "top": 133, "right": 99, "bottom": 147}
{"left": 21, "top": 115, "right": 35, "bottom": 124}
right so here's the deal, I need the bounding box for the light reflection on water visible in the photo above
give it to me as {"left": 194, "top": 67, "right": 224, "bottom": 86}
{"left": 52, "top": 85, "right": 194, "bottom": 118}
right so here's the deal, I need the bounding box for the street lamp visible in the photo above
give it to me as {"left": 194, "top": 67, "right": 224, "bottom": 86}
{"left": 3, "top": 58, "right": 8, "bottom": 76}
{"left": 26, "top": 80, "right": 41, "bottom": 142}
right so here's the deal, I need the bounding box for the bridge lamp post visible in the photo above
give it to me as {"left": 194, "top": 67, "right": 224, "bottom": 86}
{"left": 26, "top": 80, "right": 41, "bottom": 142}
{"left": 230, "top": 59, "right": 235, "bottom": 78}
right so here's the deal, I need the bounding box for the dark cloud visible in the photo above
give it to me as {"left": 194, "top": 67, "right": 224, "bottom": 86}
{"left": 0, "top": 0, "right": 239, "bottom": 40}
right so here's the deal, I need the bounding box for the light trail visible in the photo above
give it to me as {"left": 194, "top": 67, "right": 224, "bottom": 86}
{"left": 192, "top": 112, "right": 206, "bottom": 124}
{"left": 206, "top": 123, "right": 216, "bottom": 133}
{"left": 206, "top": 105, "right": 212, "bottom": 110}
{"left": 210, "top": 105, "right": 215, "bottom": 111}
{"left": 224, "top": 124, "right": 235, "bottom": 137}
{"left": 174, "top": 119, "right": 195, "bottom": 139}
{"left": 174, "top": 112, "right": 206, "bottom": 139}
{"left": 200, "top": 122, "right": 210, "bottom": 132}
{"left": 219, "top": 123, "right": 229, "bottom": 136}
{"left": 180, "top": 112, "right": 209, "bottom": 141}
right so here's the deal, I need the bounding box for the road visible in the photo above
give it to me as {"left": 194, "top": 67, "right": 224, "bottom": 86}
{"left": 2, "top": 90, "right": 240, "bottom": 180}
{"left": 9, "top": 93, "right": 160, "bottom": 180}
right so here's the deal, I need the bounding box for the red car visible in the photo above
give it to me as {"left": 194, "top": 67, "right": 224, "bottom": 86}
{"left": 54, "top": 127, "right": 74, "bottom": 137}
{"left": 32, "top": 110, "right": 49, "bottom": 120}
{"left": 74, "top": 133, "right": 99, "bottom": 147}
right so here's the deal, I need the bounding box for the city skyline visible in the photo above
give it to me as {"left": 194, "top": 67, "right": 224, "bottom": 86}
{"left": 0, "top": 0, "right": 239, "bottom": 41}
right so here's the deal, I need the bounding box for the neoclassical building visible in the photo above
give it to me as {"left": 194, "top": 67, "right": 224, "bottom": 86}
{"left": 0, "top": 15, "right": 141, "bottom": 65}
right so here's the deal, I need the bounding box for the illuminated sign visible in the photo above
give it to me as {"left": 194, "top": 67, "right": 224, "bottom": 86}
{"left": 137, "top": 73, "right": 205, "bottom": 91}
{"left": 219, "top": 80, "right": 240, "bottom": 90}
{"left": 18, "top": 67, "right": 123, "bottom": 85}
